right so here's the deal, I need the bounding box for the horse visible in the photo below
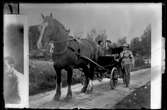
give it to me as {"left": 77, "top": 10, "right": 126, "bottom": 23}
{"left": 37, "top": 13, "right": 101, "bottom": 100}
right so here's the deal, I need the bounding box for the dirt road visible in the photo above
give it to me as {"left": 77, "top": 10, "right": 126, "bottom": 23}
{"left": 29, "top": 68, "right": 150, "bottom": 109}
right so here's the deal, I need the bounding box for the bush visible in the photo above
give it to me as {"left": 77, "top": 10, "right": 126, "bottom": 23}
{"left": 29, "top": 60, "right": 56, "bottom": 95}
{"left": 134, "top": 56, "right": 145, "bottom": 68}
{"left": 29, "top": 60, "right": 84, "bottom": 96}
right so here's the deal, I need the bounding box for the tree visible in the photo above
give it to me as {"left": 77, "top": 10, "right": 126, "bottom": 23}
{"left": 95, "top": 30, "right": 107, "bottom": 44}
{"left": 74, "top": 32, "right": 83, "bottom": 39}
{"left": 29, "top": 25, "right": 40, "bottom": 50}
{"left": 130, "top": 37, "right": 142, "bottom": 56}
{"left": 140, "top": 24, "right": 151, "bottom": 58}
{"left": 117, "top": 36, "right": 127, "bottom": 46}
{"left": 86, "top": 29, "right": 97, "bottom": 41}
{"left": 130, "top": 24, "right": 151, "bottom": 58}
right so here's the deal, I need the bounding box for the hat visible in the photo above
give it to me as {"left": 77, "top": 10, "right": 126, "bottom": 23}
{"left": 106, "top": 40, "right": 112, "bottom": 43}
{"left": 121, "top": 43, "right": 129, "bottom": 47}
{"left": 98, "top": 40, "right": 103, "bottom": 45}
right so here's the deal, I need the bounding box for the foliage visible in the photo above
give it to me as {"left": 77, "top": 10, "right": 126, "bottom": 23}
{"left": 95, "top": 30, "right": 107, "bottom": 44}
{"left": 117, "top": 36, "right": 127, "bottom": 46}
{"left": 130, "top": 37, "right": 142, "bottom": 56}
{"left": 29, "top": 25, "right": 40, "bottom": 50}
{"left": 134, "top": 56, "right": 145, "bottom": 67}
{"left": 74, "top": 32, "right": 83, "bottom": 39}
{"left": 86, "top": 29, "right": 97, "bottom": 41}
{"left": 29, "top": 60, "right": 83, "bottom": 95}
{"left": 86, "top": 29, "right": 108, "bottom": 45}
{"left": 130, "top": 24, "right": 151, "bottom": 58}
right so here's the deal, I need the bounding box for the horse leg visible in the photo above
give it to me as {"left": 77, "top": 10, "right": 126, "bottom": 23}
{"left": 53, "top": 67, "right": 61, "bottom": 100}
{"left": 87, "top": 63, "right": 94, "bottom": 93}
{"left": 81, "top": 65, "right": 89, "bottom": 93}
{"left": 65, "top": 67, "right": 73, "bottom": 99}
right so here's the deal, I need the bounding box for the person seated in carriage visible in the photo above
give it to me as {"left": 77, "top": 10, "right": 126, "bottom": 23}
{"left": 105, "top": 40, "right": 113, "bottom": 55}
{"left": 96, "top": 40, "right": 105, "bottom": 80}
{"left": 120, "top": 43, "right": 134, "bottom": 87}
{"left": 97, "top": 40, "right": 105, "bottom": 56}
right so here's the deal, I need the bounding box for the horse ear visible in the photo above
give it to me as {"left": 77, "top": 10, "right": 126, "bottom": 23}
{"left": 50, "top": 13, "right": 53, "bottom": 18}
{"left": 41, "top": 14, "right": 45, "bottom": 19}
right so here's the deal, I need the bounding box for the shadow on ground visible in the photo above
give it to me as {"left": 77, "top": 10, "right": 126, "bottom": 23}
{"left": 113, "top": 81, "right": 150, "bottom": 109}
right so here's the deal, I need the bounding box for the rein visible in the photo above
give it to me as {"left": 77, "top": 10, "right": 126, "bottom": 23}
{"left": 50, "top": 37, "right": 76, "bottom": 43}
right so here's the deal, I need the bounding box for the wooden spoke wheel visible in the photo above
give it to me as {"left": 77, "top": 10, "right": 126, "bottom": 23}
{"left": 110, "top": 67, "right": 119, "bottom": 89}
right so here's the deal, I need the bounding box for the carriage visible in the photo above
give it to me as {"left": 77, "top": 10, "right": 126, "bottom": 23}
{"left": 80, "top": 40, "right": 126, "bottom": 89}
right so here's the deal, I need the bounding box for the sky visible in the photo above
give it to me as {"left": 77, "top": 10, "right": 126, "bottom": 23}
{"left": 20, "top": 3, "right": 161, "bottom": 43}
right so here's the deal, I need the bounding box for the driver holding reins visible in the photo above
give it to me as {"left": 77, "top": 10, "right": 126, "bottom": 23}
{"left": 120, "top": 43, "right": 134, "bottom": 88}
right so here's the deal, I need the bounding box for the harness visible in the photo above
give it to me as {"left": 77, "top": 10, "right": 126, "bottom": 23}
{"left": 49, "top": 37, "right": 81, "bottom": 57}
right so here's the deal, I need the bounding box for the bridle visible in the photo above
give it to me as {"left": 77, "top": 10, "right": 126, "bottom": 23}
{"left": 39, "top": 21, "right": 79, "bottom": 56}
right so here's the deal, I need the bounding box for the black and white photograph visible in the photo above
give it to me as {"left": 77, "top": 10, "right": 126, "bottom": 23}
{"left": 19, "top": 3, "right": 161, "bottom": 109}
{"left": 3, "top": 15, "right": 29, "bottom": 108}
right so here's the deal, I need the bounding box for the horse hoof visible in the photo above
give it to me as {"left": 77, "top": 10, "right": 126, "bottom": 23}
{"left": 81, "top": 87, "right": 86, "bottom": 93}
{"left": 54, "top": 95, "right": 60, "bottom": 101}
{"left": 65, "top": 95, "right": 72, "bottom": 101}
{"left": 86, "top": 88, "right": 93, "bottom": 94}
{"left": 125, "top": 85, "right": 129, "bottom": 88}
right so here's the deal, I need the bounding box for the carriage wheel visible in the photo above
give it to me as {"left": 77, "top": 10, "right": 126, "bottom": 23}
{"left": 110, "top": 67, "right": 118, "bottom": 89}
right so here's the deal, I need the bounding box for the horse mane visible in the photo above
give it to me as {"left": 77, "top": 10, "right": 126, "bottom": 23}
{"left": 51, "top": 18, "right": 70, "bottom": 36}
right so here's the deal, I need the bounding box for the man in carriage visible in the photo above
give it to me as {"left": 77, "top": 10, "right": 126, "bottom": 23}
{"left": 97, "top": 40, "right": 105, "bottom": 56}
{"left": 96, "top": 40, "right": 105, "bottom": 80}
{"left": 120, "top": 43, "right": 134, "bottom": 87}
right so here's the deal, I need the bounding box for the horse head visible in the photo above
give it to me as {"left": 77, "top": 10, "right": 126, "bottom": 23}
{"left": 37, "top": 13, "right": 70, "bottom": 51}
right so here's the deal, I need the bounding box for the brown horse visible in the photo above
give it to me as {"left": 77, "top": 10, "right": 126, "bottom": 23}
{"left": 37, "top": 13, "right": 101, "bottom": 100}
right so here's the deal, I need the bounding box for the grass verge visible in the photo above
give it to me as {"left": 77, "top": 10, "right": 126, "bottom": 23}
{"left": 114, "top": 81, "right": 150, "bottom": 109}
